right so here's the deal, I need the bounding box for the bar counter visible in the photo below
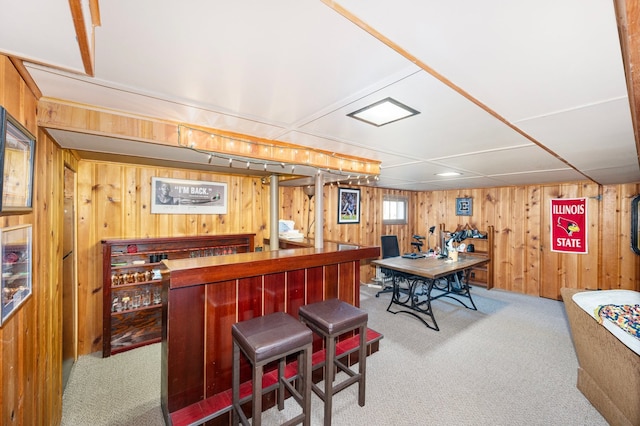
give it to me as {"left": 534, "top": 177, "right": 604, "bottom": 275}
{"left": 160, "top": 243, "right": 380, "bottom": 424}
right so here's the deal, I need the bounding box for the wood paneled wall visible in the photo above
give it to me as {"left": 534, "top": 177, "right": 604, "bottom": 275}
{"left": 76, "top": 161, "right": 269, "bottom": 355}
{"left": 0, "top": 56, "right": 64, "bottom": 425}
{"left": 280, "top": 182, "right": 640, "bottom": 298}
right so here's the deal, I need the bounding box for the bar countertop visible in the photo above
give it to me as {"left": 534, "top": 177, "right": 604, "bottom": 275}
{"left": 163, "top": 243, "right": 380, "bottom": 288}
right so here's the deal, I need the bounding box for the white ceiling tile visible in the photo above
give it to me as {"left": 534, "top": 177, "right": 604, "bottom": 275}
{"left": 3, "top": 0, "right": 638, "bottom": 189}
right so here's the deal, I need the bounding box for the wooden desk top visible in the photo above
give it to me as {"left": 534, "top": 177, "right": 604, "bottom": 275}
{"left": 372, "top": 254, "right": 489, "bottom": 280}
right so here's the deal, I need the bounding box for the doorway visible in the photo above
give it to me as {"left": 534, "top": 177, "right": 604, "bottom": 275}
{"left": 62, "top": 166, "right": 76, "bottom": 391}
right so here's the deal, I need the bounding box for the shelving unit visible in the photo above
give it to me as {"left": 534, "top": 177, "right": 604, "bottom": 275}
{"left": 439, "top": 224, "right": 494, "bottom": 289}
{"left": 102, "top": 234, "right": 255, "bottom": 357}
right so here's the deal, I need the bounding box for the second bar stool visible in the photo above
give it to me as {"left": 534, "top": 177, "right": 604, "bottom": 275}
{"left": 298, "top": 298, "right": 368, "bottom": 425}
{"left": 232, "top": 312, "right": 313, "bottom": 426}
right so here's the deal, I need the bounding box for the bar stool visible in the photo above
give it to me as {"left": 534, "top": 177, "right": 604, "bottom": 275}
{"left": 232, "top": 312, "right": 313, "bottom": 426}
{"left": 298, "top": 299, "right": 368, "bottom": 425}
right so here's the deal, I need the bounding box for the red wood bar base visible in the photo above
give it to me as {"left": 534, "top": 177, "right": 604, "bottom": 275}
{"left": 169, "top": 329, "right": 383, "bottom": 426}
{"left": 159, "top": 245, "right": 380, "bottom": 425}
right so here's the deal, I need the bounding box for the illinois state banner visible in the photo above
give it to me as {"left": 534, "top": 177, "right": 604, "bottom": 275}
{"left": 550, "top": 198, "right": 587, "bottom": 254}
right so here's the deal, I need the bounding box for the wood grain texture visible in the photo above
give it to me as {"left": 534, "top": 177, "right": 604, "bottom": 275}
{"left": 161, "top": 249, "right": 370, "bottom": 418}
{"left": 73, "top": 159, "right": 640, "bottom": 367}
{"left": 282, "top": 182, "right": 640, "bottom": 299}
{"left": 0, "top": 57, "right": 63, "bottom": 425}
{"left": 37, "top": 99, "right": 380, "bottom": 176}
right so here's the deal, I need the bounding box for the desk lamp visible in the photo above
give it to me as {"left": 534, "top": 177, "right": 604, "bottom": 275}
{"left": 427, "top": 226, "right": 435, "bottom": 253}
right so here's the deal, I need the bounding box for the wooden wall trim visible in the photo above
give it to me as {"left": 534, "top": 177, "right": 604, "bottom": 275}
{"left": 37, "top": 99, "right": 380, "bottom": 175}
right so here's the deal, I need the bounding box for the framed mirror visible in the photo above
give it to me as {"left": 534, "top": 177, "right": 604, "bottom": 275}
{"left": 631, "top": 194, "right": 640, "bottom": 255}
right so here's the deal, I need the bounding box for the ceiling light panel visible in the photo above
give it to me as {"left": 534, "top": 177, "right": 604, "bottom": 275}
{"left": 347, "top": 97, "right": 420, "bottom": 126}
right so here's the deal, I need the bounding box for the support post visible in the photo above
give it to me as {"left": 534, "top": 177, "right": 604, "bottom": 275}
{"left": 314, "top": 172, "right": 323, "bottom": 249}
{"left": 270, "top": 175, "right": 279, "bottom": 250}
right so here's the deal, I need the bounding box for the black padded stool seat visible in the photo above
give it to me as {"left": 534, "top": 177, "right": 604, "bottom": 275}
{"left": 232, "top": 312, "right": 313, "bottom": 426}
{"left": 298, "top": 299, "right": 368, "bottom": 426}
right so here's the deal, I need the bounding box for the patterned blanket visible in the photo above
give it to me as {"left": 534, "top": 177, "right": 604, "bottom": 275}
{"left": 596, "top": 304, "right": 640, "bottom": 339}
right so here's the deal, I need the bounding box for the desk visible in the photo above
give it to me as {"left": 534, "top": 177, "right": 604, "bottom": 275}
{"left": 372, "top": 254, "right": 489, "bottom": 330}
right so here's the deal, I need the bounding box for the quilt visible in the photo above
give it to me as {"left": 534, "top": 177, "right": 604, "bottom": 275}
{"left": 596, "top": 303, "right": 640, "bottom": 339}
{"left": 572, "top": 289, "right": 640, "bottom": 356}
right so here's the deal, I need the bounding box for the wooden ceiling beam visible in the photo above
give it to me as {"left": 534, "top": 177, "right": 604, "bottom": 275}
{"left": 68, "top": 0, "right": 100, "bottom": 77}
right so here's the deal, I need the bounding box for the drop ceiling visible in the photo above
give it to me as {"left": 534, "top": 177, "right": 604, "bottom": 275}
{"left": 1, "top": 0, "right": 639, "bottom": 190}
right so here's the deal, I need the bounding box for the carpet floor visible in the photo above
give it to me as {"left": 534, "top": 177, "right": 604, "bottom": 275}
{"left": 62, "top": 285, "right": 607, "bottom": 425}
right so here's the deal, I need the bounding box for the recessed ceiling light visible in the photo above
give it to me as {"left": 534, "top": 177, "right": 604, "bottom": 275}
{"left": 347, "top": 97, "right": 420, "bottom": 127}
{"left": 436, "top": 172, "right": 462, "bottom": 177}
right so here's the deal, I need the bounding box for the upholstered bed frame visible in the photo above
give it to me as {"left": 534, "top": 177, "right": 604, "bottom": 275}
{"left": 561, "top": 287, "right": 640, "bottom": 426}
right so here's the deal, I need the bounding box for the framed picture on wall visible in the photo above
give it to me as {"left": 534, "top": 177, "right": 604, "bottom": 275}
{"left": 456, "top": 197, "right": 472, "bottom": 216}
{"left": 151, "top": 177, "right": 228, "bottom": 214}
{"left": 0, "top": 224, "right": 32, "bottom": 326}
{"left": 0, "top": 107, "right": 36, "bottom": 214}
{"left": 338, "top": 187, "right": 360, "bottom": 224}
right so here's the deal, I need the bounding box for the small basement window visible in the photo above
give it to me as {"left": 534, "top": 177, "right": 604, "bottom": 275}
{"left": 383, "top": 195, "right": 408, "bottom": 225}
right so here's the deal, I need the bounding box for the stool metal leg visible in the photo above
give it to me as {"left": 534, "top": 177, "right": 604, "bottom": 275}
{"left": 358, "top": 325, "right": 366, "bottom": 406}
{"left": 302, "top": 344, "right": 312, "bottom": 426}
{"left": 324, "top": 333, "right": 335, "bottom": 426}
{"left": 233, "top": 342, "right": 241, "bottom": 425}
{"left": 278, "top": 357, "right": 285, "bottom": 410}
{"left": 252, "top": 363, "right": 263, "bottom": 426}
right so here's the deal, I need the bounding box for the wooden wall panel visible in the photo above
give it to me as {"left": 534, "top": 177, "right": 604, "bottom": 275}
{"left": 75, "top": 160, "right": 269, "bottom": 355}
{"left": 74, "top": 161, "right": 640, "bottom": 359}
{"left": 282, "top": 180, "right": 640, "bottom": 299}
{"left": 0, "top": 56, "right": 63, "bottom": 425}
{"left": 525, "top": 186, "right": 542, "bottom": 295}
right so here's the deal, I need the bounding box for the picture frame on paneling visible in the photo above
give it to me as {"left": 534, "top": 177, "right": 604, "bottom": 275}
{"left": 632, "top": 194, "right": 640, "bottom": 255}
{"left": 151, "top": 177, "right": 227, "bottom": 214}
{"left": 0, "top": 107, "right": 35, "bottom": 214}
{"left": 338, "top": 187, "right": 360, "bottom": 224}
{"left": 0, "top": 224, "right": 32, "bottom": 326}
{"left": 456, "top": 197, "right": 472, "bottom": 216}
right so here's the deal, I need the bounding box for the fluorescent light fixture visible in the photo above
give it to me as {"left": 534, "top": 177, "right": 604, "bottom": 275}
{"left": 436, "top": 172, "right": 462, "bottom": 177}
{"left": 347, "top": 97, "right": 420, "bottom": 127}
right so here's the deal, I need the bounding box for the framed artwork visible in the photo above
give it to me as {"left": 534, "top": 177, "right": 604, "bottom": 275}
{"left": 0, "top": 107, "right": 36, "bottom": 214}
{"left": 0, "top": 224, "right": 32, "bottom": 326}
{"left": 632, "top": 195, "right": 640, "bottom": 255}
{"left": 456, "top": 197, "right": 472, "bottom": 216}
{"left": 151, "top": 177, "right": 228, "bottom": 214}
{"left": 338, "top": 187, "right": 360, "bottom": 224}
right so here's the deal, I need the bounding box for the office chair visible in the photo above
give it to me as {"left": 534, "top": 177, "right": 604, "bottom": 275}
{"left": 375, "top": 235, "right": 400, "bottom": 297}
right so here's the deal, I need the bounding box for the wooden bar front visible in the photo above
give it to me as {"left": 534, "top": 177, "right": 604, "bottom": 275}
{"left": 160, "top": 244, "right": 380, "bottom": 423}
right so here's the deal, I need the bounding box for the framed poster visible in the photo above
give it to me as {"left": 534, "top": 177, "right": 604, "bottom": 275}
{"left": 550, "top": 197, "right": 587, "bottom": 254}
{"left": 632, "top": 194, "right": 640, "bottom": 255}
{"left": 456, "top": 197, "right": 472, "bottom": 216}
{"left": 0, "top": 107, "right": 35, "bottom": 214}
{"left": 338, "top": 188, "right": 360, "bottom": 224}
{"left": 1, "top": 224, "right": 32, "bottom": 326}
{"left": 151, "top": 177, "right": 227, "bottom": 214}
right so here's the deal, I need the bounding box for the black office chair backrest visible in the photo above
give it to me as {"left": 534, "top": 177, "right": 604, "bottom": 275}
{"left": 381, "top": 235, "right": 400, "bottom": 258}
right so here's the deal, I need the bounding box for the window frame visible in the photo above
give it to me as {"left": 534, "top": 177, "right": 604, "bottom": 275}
{"left": 382, "top": 195, "right": 408, "bottom": 225}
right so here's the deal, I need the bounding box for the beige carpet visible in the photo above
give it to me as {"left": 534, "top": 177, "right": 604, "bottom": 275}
{"left": 62, "top": 285, "right": 607, "bottom": 425}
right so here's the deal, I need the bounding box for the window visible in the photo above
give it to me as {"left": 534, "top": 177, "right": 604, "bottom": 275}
{"left": 383, "top": 195, "right": 408, "bottom": 225}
